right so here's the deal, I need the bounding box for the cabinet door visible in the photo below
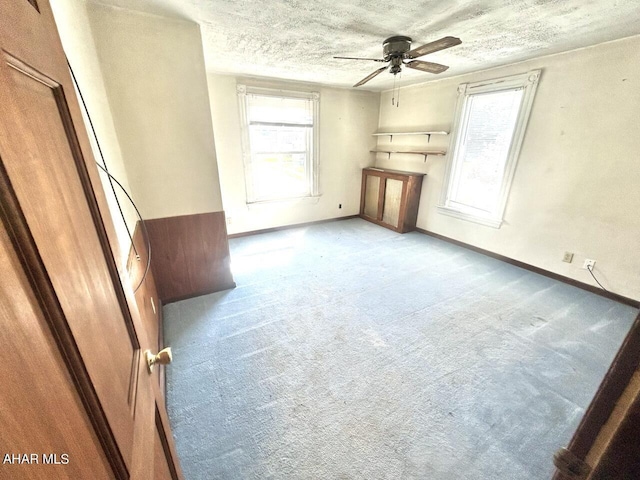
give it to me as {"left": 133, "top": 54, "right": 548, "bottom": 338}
{"left": 382, "top": 178, "right": 404, "bottom": 228}
{"left": 363, "top": 174, "right": 381, "bottom": 219}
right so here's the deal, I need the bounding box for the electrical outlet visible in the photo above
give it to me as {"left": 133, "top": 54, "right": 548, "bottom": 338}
{"left": 226, "top": 216, "right": 232, "bottom": 225}
{"left": 562, "top": 252, "right": 574, "bottom": 263}
{"left": 338, "top": 204, "right": 342, "bottom": 209}
{"left": 582, "top": 259, "right": 596, "bottom": 270}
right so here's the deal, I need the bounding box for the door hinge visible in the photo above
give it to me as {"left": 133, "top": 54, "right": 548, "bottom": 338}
{"left": 553, "top": 448, "right": 591, "bottom": 479}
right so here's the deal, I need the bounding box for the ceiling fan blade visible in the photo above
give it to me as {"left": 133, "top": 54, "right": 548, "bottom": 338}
{"left": 334, "top": 56, "right": 386, "bottom": 62}
{"left": 405, "top": 60, "right": 449, "bottom": 74}
{"left": 353, "top": 66, "right": 388, "bottom": 87}
{"left": 405, "top": 36, "right": 461, "bottom": 59}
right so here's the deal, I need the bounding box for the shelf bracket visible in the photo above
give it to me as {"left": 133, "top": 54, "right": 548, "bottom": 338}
{"left": 389, "top": 134, "right": 393, "bottom": 143}
{"left": 423, "top": 153, "right": 428, "bottom": 162}
{"left": 426, "top": 134, "right": 431, "bottom": 143}
{"left": 387, "top": 152, "right": 391, "bottom": 160}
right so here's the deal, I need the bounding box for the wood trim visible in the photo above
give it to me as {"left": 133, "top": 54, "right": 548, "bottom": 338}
{"left": 359, "top": 173, "right": 367, "bottom": 217}
{"left": 158, "top": 303, "right": 166, "bottom": 399}
{"left": 227, "top": 215, "right": 359, "bottom": 239}
{"left": 397, "top": 179, "right": 409, "bottom": 231}
{"left": 146, "top": 211, "right": 235, "bottom": 304}
{"left": 588, "top": 376, "right": 640, "bottom": 479}
{"left": 377, "top": 177, "right": 386, "bottom": 222}
{"left": 362, "top": 167, "right": 426, "bottom": 180}
{"left": 415, "top": 228, "right": 639, "bottom": 308}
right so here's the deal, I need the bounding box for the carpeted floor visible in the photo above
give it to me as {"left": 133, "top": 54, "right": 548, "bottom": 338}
{"left": 163, "top": 218, "right": 637, "bottom": 480}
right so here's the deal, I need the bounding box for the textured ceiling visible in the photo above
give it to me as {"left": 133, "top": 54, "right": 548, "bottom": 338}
{"left": 90, "top": 0, "right": 640, "bottom": 90}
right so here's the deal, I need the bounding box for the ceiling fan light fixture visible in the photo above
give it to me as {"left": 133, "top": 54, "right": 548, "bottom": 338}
{"left": 389, "top": 56, "right": 403, "bottom": 75}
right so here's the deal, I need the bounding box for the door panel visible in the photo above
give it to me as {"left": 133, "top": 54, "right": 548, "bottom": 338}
{"left": 0, "top": 221, "right": 113, "bottom": 480}
{"left": 364, "top": 174, "right": 380, "bottom": 219}
{"left": 382, "top": 178, "right": 403, "bottom": 228}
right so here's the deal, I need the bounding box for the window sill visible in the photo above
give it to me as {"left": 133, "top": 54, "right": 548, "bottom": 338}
{"left": 436, "top": 205, "right": 503, "bottom": 229}
{"left": 246, "top": 195, "right": 321, "bottom": 208}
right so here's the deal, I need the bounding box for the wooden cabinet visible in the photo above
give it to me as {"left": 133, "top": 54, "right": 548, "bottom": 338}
{"left": 359, "top": 167, "right": 425, "bottom": 233}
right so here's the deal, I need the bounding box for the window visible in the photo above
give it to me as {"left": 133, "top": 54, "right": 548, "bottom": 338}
{"left": 439, "top": 70, "right": 540, "bottom": 227}
{"left": 238, "top": 85, "right": 319, "bottom": 203}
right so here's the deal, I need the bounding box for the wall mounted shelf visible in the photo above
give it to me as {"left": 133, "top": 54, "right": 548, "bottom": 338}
{"left": 370, "top": 150, "right": 446, "bottom": 161}
{"left": 372, "top": 131, "right": 448, "bottom": 142}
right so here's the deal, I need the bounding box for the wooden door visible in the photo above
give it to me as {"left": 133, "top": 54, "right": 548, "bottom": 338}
{"left": 0, "top": 1, "right": 181, "bottom": 479}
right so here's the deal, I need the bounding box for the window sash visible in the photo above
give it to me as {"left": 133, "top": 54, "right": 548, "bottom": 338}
{"left": 447, "top": 88, "right": 524, "bottom": 215}
{"left": 439, "top": 70, "right": 541, "bottom": 227}
{"left": 238, "top": 85, "right": 319, "bottom": 203}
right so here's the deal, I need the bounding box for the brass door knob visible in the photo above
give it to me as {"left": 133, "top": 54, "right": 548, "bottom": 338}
{"left": 145, "top": 347, "right": 172, "bottom": 373}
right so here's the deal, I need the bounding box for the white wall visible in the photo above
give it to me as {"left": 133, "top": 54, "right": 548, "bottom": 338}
{"left": 50, "top": 0, "right": 137, "bottom": 262}
{"left": 207, "top": 74, "right": 380, "bottom": 234}
{"left": 376, "top": 35, "right": 640, "bottom": 300}
{"left": 86, "top": 3, "right": 223, "bottom": 219}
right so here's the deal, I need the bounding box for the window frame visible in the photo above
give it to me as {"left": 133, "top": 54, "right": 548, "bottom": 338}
{"left": 438, "top": 70, "right": 541, "bottom": 228}
{"left": 237, "top": 84, "right": 320, "bottom": 204}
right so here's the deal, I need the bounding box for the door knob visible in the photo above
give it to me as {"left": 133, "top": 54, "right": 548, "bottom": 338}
{"left": 144, "top": 347, "right": 172, "bottom": 373}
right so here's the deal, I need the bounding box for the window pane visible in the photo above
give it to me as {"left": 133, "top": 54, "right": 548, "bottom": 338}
{"left": 247, "top": 95, "right": 312, "bottom": 125}
{"left": 251, "top": 153, "right": 309, "bottom": 200}
{"left": 450, "top": 88, "right": 523, "bottom": 213}
{"left": 249, "top": 125, "right": 307, "bottom": 153}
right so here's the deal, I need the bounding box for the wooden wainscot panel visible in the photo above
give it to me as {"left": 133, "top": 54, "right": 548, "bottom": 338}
{"left": 145, "top": 211, "right": 236, "bottom": 304}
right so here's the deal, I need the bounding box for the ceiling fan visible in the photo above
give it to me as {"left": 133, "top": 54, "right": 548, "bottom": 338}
{"left": 335, "top": 35, "right": 462, "bottom": 87}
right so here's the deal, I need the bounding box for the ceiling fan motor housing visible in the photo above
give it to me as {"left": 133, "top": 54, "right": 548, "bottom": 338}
{"left": 383, "top": 35, "right": 412, "bottom": 61}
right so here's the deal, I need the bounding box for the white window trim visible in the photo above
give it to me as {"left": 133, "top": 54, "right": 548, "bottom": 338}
{"left": 237, "top": 84, "right": 320, "bottom": 204}
{"left": 438, "top": 70, "right": 541, "bottom": 228}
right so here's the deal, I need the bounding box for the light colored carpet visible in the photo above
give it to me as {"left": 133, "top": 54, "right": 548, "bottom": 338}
{"left": 163, "top": 218, "right": 637, "bottom": 479}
